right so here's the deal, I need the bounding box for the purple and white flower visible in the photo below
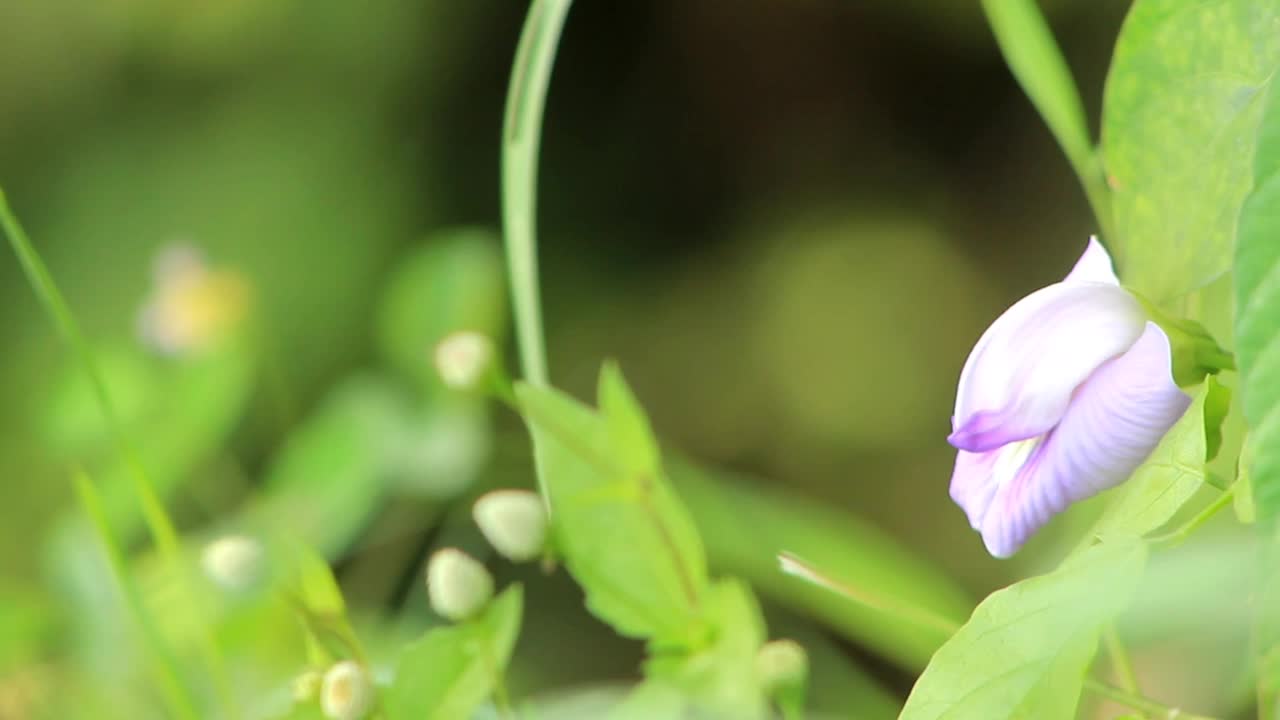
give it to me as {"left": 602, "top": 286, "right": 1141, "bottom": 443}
{"left": 948, "top": 238, "right": 1191, "bottom": 558}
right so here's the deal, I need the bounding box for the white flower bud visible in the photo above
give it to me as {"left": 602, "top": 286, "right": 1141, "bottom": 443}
{"left": 433, "top": 331, "right": 495, "bottom": 390}
{"left": 292, "top": 670, "right": 323, "bottom": 703}
{"left": 320, "top": 661, "right": 374, "bottom": 720}
{"left": 472, "top": 490, "right": 548, "bottom": 563}
{"left": 200, "top": 534, "right": 263, "bottom": 591}
{"left": 137, "top": 242, "right": 249, "bottom": 356}
{"left": 755, "top": 639, "right": 808, "bottom": 696}
{"left": 426, "top": 548, "right": 493, "bottom": 621}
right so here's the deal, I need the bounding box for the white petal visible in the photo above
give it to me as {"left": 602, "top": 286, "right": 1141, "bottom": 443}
{"left": 951, "top": 281, "right": 1146, "bottom": 452}
{"left": 1063, "top": 236, "right": 1121, "bottom": 285}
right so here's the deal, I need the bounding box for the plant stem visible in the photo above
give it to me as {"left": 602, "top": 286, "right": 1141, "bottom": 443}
{"left": 1084, "top": 678, "right": 1220, "bottom": 720}
{"left": 0, "top": 190, "right": 180, "bottom": 557}
{"left": 1103, "top": 623, "right": 1141, "bottom": 695}
{"left": 74, "top": 471, "right": 200, "bottom": 720}
{"left": 1151, "top": 488, "right": 1235, "bottom": 549}
{"left": 501, "top": 0, "right": 574, "bottom": 389}
{"left": 0, "top": 190, "right": 238, "bottom": 718}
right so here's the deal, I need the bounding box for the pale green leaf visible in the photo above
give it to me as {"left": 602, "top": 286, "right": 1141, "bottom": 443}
{"left": 517, "top": 369, "right": 707, "bottom": 643}
{"left": 1083, "top": 379, "right": 1224, "bottom": 544}
{"left": 385, "top": 585, "right": 523, "bottom": 720}
{"left": 1102, "top": 0, "right": 1280, "bottom": 300}
{"left": 1237, "top": 75, "right": 1280, "bottom": 521}
{"left": 643, "top": 579, "right": 769, "bottom": 720}
{"left": 900, "top": 539, "right": 1147, "bottom": 720}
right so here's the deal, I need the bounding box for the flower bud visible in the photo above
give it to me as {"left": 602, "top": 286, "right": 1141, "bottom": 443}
{"left": 426, "top": 548, "right": 493, "bottom": 621}
{"left": 320, "top": 661, "right": 373, "bottom": 720}
{"left": 755, "top": 639, "right": 808, "bottom": 698}
{"left": 292, "top": 670, "right": 323, "bottom": 703}
{"left": 433, "top": 331, "right": 495, "bottom": 390}
{"left": 200, "top": 534, "right": 263, "bottom": 591}
{"left": 472, "top": 490, "right": 548, "bottom": 562}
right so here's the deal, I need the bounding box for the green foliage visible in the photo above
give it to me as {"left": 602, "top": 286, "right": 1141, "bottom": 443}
{"left": 1102, "top": 0, "right": 1280, "bottom": 301}
{"left": 385, "top": 585, "right": 523, "bottom": 720}
{"left": 1085, "top": 379, "right": 1225, "bottom": 544}
{"left": 673, "top": 462, "right": 971, "bottom": 672}
{"left": 640, "top": 579, "right": 768, "bottom": 720}
{"left": 517, "top": 365, "right": 709, "bottom": 644}
{"left": 1237, "top": 77, "right": 1280, "bottom": 522}
{"left": 980, "top": 0, "right": 1110, "bottom": 237}
{"left": 376, "top": 230, "right": 507, "bottom": 396}
{"left": 900, "top": 539, "right": 1147, "bottom": 720}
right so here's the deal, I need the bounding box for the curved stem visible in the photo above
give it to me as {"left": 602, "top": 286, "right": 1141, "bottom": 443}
{"left": 501, "top": 0, "right": 574, "bottom": 389}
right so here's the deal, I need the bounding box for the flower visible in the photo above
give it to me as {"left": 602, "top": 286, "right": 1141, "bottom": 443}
{"left": 425, "top": 548, "right": 494, "bottom": 621}
{"left": 319, "top": 661, "right": 373, "bottom": 720}
{"left": 948, "top": 237, "right": 1191, "bottom": 558}
{"left": 200, "top": 534, "right": 264, "bottom": 590}
{"left": 472, "top": 489, "right": 548, "bottom": 563}
{"left": 433, "top": 331, "right": 495, "bottom": 390}
{"left": 137, "top": 242, "right": 249, "bottom": 355}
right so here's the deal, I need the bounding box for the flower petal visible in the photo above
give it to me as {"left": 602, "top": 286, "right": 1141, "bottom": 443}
{"left": 1063, "top": 236, "right": 1121, "bottom": 286}
{"left": 951, "top": 281, "right": 1146, "bottom": 453}
{"left": 974, "top": 323, "right": 1191, "bottom": 557}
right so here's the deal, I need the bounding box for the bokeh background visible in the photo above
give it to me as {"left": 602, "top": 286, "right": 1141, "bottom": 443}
{"left": 7, "top": 1, "right": 1244, "bottom": 718}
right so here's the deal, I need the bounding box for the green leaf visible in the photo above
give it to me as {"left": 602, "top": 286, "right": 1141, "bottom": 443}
{"left": 671, "top": 461, "right": 971, "bottom": 672}
{"left": 1237, "top": 74, "right": 1280, "bottom": 522}
{"left": 385, "top": 585, "right": 523, "bottom": 720}
{"left": 900, "top": 539, "right": 1147, "bottom": 720}
{"left": 517, "top": 369, "right": 708, "bottom": 643}
{"left": 1102, "top": 0, "right": 1280, "bottom": 301}
{"left": 375, "top": 230, "right": 507, "bottom": 396}
{"left": 643, "top": 579, "right": 769, "bottom": 720}
{"left": 980, "top": 0, "right": 1110, "bottom": 236}
{"left": 245, "top": 375, "right": 403, "bottom": 556}
{"left": 1084, "top": 379, "right": 1224, "bottom": 544}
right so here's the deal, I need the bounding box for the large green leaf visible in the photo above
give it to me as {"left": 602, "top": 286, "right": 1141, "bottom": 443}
{"left": 1237, "top": 77, "right": 1280, "bottom": 521}
{"left": 899, "top": 539, "right": 1146, "bottom": 720}
{"left": 1102, "top": 0, "right": 1280, "bottom": 301}
{"left": 1084, "top": 379, "right": 1225, "bottom": 544}
{"left": 384, "top": 585, "right": 523, "bottom": 720}
{"left": 516, "top": 365, "right": 708, "bottom": 644}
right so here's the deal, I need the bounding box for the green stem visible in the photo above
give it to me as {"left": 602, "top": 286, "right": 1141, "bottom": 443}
{"left": 0, "top": 190, "right": 180, "bottom": 557}
{"left": 501, "top": 0, "right": 574, "bottom": 389}
{"left": 1150, "top": 488, "right": 1234, "bottom": 549}
{"left": 1103, "top": 624, "right": 1141, "bottom": 696}
{"left": 1084, "top": 678, "right": 1220, "bottom": 720}
{"left": 0, "top": 190, "right": 238, "bottom": 718}
{"left": 74, "top": 472, "right": 200, "bottom": 720}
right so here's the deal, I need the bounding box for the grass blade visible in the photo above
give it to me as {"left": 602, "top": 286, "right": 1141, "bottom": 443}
{"left": 73, "top": 470, "right": 199, "bottom": 720}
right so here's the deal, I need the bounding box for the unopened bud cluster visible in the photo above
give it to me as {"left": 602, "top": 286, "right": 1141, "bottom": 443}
{"left": 319, "top": 661, "right": 373, "bottom": 720}
{"left": 473, "top": 489, "right": 547, "bottom": 562}
{"left": 426, "top": 548, "right": 494, "bottom": 621}
{"left": 434, "top": 331, "right": 496, "bottom": 391}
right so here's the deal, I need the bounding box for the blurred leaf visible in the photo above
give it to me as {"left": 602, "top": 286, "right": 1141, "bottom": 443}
{"left": 283, "top": 541, "right": 363, "bottom": 667}
{"left": 385, "top": 585, "right": 523, "bottom": 720}
{"left": 643, "top": 579, "right": 768, "bottom": 720}
{"left": 1102, "top": 0, "right": 1280, "bottom": 301}
{"left": 608, "top": 681, "right": 686, "bottom": 720}
{"left": 376, "top": 230, "right": 507, "bottom": 396}
{"left": 1084, "top": 379, "right": 1223, "bottom": 543}
{"left": 517, "top": 367, "right": 708, "bottom": 643}
{"left": 981, "top": 0, "right": 1109, "bottom": 235}
{"left": 900, "top": 539, "right": 1146, "bottom": 720}
{"left": 671, "top": 462, "right": 970, "bottom": 672}
{"left": 245, "top": 375, "right": 403, "bottom": 556}
{"left": 1236, "top": 440, "right": 1257, "bottom": 524}
{"left": 1237, "top": 77, "right": 1280, "bottom": 522}
{"left": 0, "top": 584, "right": 55, "bottom": 671}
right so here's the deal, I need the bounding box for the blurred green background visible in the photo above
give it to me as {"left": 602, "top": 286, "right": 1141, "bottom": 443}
{"left": 9, "top": 1, "right": 1239, "bottom": 717}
